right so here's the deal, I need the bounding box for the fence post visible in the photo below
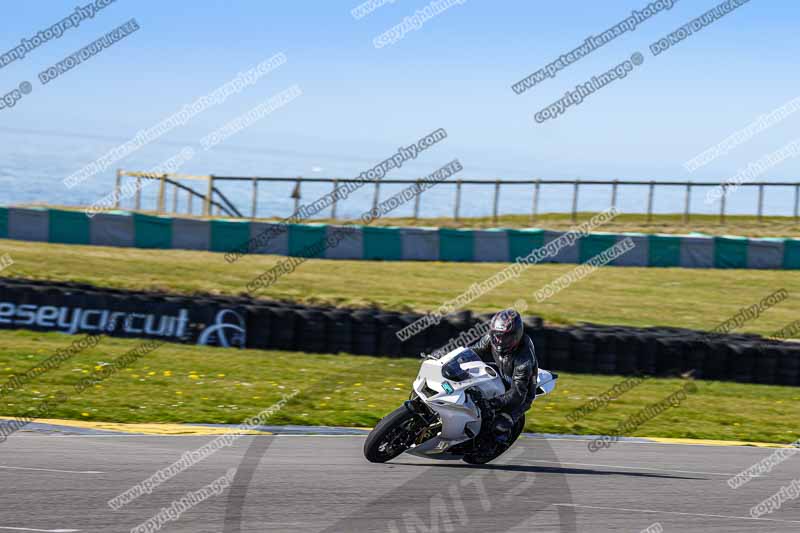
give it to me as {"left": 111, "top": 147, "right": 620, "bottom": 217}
{"left": 251, "top": 177, "right": 258, "bottom": 219}
{"left": 135, "top": 176, "right": 142, "bottom": 211}
{"left": 172, "top": 182, "right": 178, "bottom": 213}
{"left": 757, "top": 184, "right": 764, "bottom": 222}
{"left": 531, "top": 179, "right": 540, "bottom": 223}
{"left": 291, "top": 177, "right": 302, "bottom": 214}
{"left": 114, "top": 169, "right": 122, "bottom": 208}
{"left": 683, "top": 182, "right": 692, "bottom": 224}
{"left": 330, "top": 179, "right": 339, "bottom": 220}
{"left": 571, "top": 179, "right": 580, "bottom": 222}
{"left": 188, "top": 192, "right": 193, "bottom": 215}
{"left": 413, "top": 179, "right": 422, "bottom": 220}
{"left": 720, "top": 183, "right": 727, "bottom": 224}
{"left": 795, "top": 184, "right": 799, "bottom": 223}
{"left": 157, "top": 174, "right": 167, "bottom": 214}
{"left": 204, "top": 175, "right": 214, "bottom": 216}
{"left": 454, "top": 179, "right": 462, "bottom": 222}
{"left": 372, "top": 180, "right": 381, "bottom": 213}
{"left": 493, "top": 179, "right": 501, "bottom": 223}
{"left": 611, "top": 179, "right": 618, "bottom": 209}
{"left": 646, "top": 180, "right": 655, "bottom": 223}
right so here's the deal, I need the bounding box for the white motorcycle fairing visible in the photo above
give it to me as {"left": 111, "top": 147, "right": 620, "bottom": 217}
{"left": 406, "top": 347, "right": 558, "bottom": 459}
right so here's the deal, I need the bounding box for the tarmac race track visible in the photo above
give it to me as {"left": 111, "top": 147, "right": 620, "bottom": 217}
{"left": 1, "top": 430, "right": 799, "bottom": 533}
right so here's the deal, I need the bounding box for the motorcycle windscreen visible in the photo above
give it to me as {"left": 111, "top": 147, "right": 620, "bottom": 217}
{"left": 441, "top": 348, "right": 482, "bottom": 382}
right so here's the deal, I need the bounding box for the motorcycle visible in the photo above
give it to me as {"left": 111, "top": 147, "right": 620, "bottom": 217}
{"left": 364, "top": 346, "right": 558, "bottom": 464}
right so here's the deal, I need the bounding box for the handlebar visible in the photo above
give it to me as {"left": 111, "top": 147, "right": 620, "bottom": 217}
{"left": 466, "top": 387, "right": 497, "bottom": 422}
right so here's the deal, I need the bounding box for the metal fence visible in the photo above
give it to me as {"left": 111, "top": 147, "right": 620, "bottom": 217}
{"left": 115, "top": 170, "right": 800, "bottom": 223}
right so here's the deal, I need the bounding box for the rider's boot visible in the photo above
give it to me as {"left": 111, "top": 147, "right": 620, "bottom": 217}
{"left": 493, "top": 412, "right": 515, "bottom": 444}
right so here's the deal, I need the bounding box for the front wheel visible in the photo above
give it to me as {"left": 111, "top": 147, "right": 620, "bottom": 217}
{"left": 364, "top": 406, "right": 422, "bottom": 463}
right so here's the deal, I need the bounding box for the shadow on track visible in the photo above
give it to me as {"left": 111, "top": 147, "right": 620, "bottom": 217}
{"left": 392, "top": 461, "right": 704, "bottom": 480}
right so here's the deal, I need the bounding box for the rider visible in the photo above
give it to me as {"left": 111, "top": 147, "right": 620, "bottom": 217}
{"left": 467, "top": 309, "right": 538, "bottom": 440}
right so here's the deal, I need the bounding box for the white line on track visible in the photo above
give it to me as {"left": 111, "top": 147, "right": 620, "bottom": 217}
{"left": 0, "top": 526, "right": 80, "bottom": 533}
{"left": 554, "top": 503, "right": 800, "bottom": 524}
{"left": 5, "top": 433, "right": 793, "bottom": 452}
{"left": 522, "top": 459, "right": 736, "bottom": 477}
{"left": 0, "top": 465, "right": 102, "bottom": 474}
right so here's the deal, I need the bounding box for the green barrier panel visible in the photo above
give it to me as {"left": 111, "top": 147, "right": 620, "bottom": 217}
{"left": 714, "top": 236, "right": 748, "bottom": 269}
{"left": 48, "top": 209, "right": 89, "bottom": 244}
{"left": 133, "top": 213, "right": 173, "bottom": 249}
{"left": 210, "top": 219, "right": 251, "bottom": 253}
{"left": 439, "top": 228, "right": 474, "bottom": 262}
{"left": 288, "top": 224, "right": 327, "bottom": 258}
{"left": 362, "top": 226, "right": 402, "bottom": 260}
{"left": 0, "top": 207, "right": 7, "bottom": 238}
{"left": 579, "top": 233, "right": 618, "bottom": 263}
{"left": 784, "top": 239, "right": 800, "bottom": 269}
{"left": 507, "top": 228, "right": 545, "bottom": 261}
{"left": 648, "top": 235, "right": 681, "bottom": 267}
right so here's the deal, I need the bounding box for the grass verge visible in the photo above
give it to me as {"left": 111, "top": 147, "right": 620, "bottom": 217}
{"left": 28, "top": 206, "right": 800, "bottom": 238}
{"left": 1, "top": 239, "right": 798, "bottom": 336}
{"left": 0, "top": 330, "right": 797, "bottom": 444}
{"left": 321, "top": 212, "right": 800, "bottom": 238}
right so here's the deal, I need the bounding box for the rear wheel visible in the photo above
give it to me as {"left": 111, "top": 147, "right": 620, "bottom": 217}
{"left": 364, "top": 406, "right": 424, "bottom": 463}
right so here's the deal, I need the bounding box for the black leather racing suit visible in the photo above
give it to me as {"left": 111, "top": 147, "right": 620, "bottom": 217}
{"left": 469, "top": 333, "right": 539, "bottom": 423}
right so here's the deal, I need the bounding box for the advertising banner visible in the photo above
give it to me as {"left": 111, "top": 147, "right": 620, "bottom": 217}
{"left": 0, "top": 284, "right": 246, "bottom": 348}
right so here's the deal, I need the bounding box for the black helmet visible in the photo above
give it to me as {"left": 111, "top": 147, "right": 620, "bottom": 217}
{"left": 490, "top": 309, "right": 523, "bottom": 357}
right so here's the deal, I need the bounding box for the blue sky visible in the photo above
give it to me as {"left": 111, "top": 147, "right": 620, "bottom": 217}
{"left": 1, "top": 0, "right": 798, "bottom": 195}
